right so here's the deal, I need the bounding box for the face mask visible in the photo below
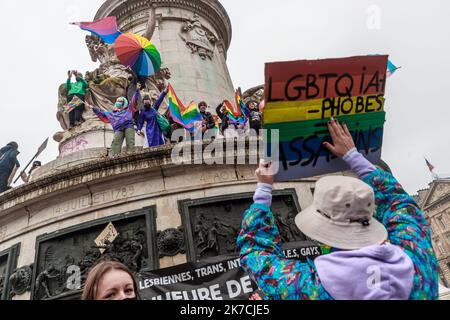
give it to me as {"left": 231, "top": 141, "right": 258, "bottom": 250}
{"left": 123, "top": 296, "right": 138, "bottom": 301}
{"left": 115, "top": 101, "right": 123, "bottom": 109}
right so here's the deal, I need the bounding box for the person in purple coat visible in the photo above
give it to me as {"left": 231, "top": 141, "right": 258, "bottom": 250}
{"left": 87, "top": 83, "right": 141, "bottom": 156}
{"left": 136, "top": 87, "right": 169, "bottom": 148}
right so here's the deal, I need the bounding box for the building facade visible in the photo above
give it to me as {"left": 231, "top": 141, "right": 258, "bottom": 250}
{"left": 416, "top": 178, "right": 450, "bottom": 289}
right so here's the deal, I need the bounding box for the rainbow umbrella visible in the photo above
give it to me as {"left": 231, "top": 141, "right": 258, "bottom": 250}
{"left": 115, "top": 33, "right": 162, "bottom": 77}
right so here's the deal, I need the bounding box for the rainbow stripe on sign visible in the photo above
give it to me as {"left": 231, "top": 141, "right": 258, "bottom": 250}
{"left": 167, "top": 84, "right": 202, "bottom": 133}
{"left": 264, "top": 55, "right": 389, "bottom": 181}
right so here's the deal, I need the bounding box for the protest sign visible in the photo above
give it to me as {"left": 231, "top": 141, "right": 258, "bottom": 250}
{"left": 137, "top": 242, "right": 325, "bottom": 300}
{"left": 94, "top": 222, "right": 119, "bottom": 254}
{"left": 264, "top": 55, "right": 388, "bottom": 181}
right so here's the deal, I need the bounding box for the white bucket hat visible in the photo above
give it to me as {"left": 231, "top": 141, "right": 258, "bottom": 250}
{"left": 295, "top": 176, "right": 388, "bottom": 250}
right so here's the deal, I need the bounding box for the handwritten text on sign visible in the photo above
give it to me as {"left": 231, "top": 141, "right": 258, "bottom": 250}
{"left": 264, "top": 55, "right": 388, "bottom": 180}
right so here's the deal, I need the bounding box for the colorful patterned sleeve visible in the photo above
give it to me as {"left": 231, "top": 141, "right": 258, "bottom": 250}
{"left": 92, "top": 107, "right": 106, "bottom": 119}
{"left": 363, "top": 168, "right": 439, "bottom": 300}
{"left": 237, "top": 203, "right": 332, "bottom": 300}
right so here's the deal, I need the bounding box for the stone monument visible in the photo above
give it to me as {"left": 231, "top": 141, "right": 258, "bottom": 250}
{"left": 0, "top": 0, "right": 321, "bottom": 300}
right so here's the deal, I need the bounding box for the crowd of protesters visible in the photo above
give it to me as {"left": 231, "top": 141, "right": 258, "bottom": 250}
{"left": 1, "top": 70, "right": 440, "bottom": 302}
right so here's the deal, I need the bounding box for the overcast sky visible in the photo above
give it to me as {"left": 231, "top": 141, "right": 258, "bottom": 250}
{"left": 0, "top": 0, "right": 449, "bottom": 195}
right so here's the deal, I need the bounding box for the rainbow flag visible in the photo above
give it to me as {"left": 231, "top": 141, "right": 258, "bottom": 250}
{"left": 63, "top": 96, "right": 84, "bottom": 114}
{"left": 235, "top": 89, "right": 250, "bottom": 120}
{"left": 213, "top": 115, "right": 220, "bottom": 131}
{"left": 224, "top": 93, "right": 247, "bottom": 125}
{"left": 167, "top": 84, "right": 202, "bottom": 133}
{"left": 71, "top": 16, "right": 122, "bottom": 44}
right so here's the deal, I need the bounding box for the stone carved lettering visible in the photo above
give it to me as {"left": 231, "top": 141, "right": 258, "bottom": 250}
{"left": 53, "top": 196, "right": 90, "bottom": 216}
{"left": 52, "top": 185, "right": 136, "bottom": 216}
{"left": 92, "top": 185, "right": 136, "bottom": 205}
{"left": 200, "top": 171, "right": 233, "bottom": 184}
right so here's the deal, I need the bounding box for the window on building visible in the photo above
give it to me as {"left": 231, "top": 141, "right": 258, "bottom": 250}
{"left": 436, "top": 240, "right": 446, "bottom": 256}
{"left": 439, "top": 265, "right": 450, "bottom": 288}
{"left": 430, "top": 223, "right": 435, "bottom": 234}
{"left": 438, "top": 216, "right": 446, "bottom": 230}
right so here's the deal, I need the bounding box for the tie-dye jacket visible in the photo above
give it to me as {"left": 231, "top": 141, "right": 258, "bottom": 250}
{"left": 237, "top": 168, "right": 438, "bottom": 300}
{"left": 93, "top": 90, "right": 140, "bottom": 132}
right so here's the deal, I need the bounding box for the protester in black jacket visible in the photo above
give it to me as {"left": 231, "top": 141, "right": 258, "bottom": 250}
{"left": 216, "top": 101, "right": 230, "bottom": 134}
{"left": 0, "top": 142, "right": 20, "bottom": 193}
{"left": 198, "top": 101, "right": 215, "bottom": 136}
{"left": 247, "top": 101, "right": 262, "bottom": 135}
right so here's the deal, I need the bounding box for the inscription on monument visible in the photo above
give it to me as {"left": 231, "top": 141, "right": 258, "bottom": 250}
{"left": 53, "top": 185, "right": 136, "bottom": 215}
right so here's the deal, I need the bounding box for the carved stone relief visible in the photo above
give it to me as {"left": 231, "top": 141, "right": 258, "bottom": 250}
{"left": 9, "top": 264, "right": 33, "bottom": 296}
{"left": 157, "top": 227, "right": 185, "bottom": 258}
{"left": 32, "top": 212, "right": 156, "bottom": 300}
{"left": 181, "top": 190, "right": 305, "bottom": 262}
{"left": 180, "top": 14, "right": 217, "bottom": 60}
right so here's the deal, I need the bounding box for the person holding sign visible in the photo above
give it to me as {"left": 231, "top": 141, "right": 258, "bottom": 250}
{"left": 82, "top": 260, "right": 140, "bottom": 300}
{"left": 237, "top": 119, "right": 438, "bottom": 300}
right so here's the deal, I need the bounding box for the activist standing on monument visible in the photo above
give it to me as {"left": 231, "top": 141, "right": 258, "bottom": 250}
{"left": 86, "top": 83, "right": 142, "bottom": 156}
{"left": 237, "top": 119, "right": 438, "bottom": 300}
{"left": 66, "top": 70, "right": 88, "bottom": 128}
{"left": 137, "top": 87, "right": 169, "bottom": 148}
{"left": 0, "top": 142, "right": 20, "bottom": 193}
{"left": 198, "top": 101, "right": 216, "bottom": 137}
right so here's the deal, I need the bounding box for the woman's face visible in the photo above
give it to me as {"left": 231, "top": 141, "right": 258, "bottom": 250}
{"left": 95, "top": 269, "right": 136, "bottom": 300}
{"left": 115, "top": 98, "right": 125, "bottom": 109}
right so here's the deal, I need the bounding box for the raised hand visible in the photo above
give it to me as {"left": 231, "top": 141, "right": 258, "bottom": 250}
{"left": 323, "top": 118, "right": 356, "bottom": 158}
{"left": 255, "top": 159, "right": 275, "bottom": 185}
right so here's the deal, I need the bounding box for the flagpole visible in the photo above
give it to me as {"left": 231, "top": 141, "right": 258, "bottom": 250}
{"left": 13, "top": 138, "right": 49, "bottom": 184}
{"left": 13, "top": 154, "right": 38, "bottom": 184}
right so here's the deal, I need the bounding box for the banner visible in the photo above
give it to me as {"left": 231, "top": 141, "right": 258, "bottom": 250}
{"left": 137, "top": 242, "right": 324, "bottom": 300}
{"left": 264, "top": 55, "right": 388, "bottom": 181}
